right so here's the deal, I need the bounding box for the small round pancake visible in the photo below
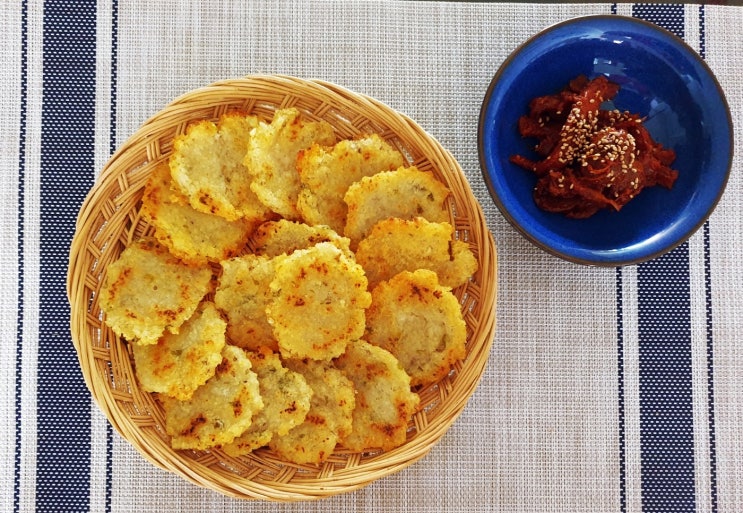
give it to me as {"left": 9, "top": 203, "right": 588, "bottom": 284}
{"left": 169, "top": 112, "right": 270, "bottom": 222}
{"left": 244, "top": 108, "right": 336, "bottom": 219}
{"left": 222, "top": 347, "right": 312, "bottom": 456}
{"left": 267, "top": 242, "right": 371, "bottom": 360}
{"left": 296, "top": 134, "right": 405, "bottom": 232}
{"left": 99, "top": 237, "right": 213, "bottom": 345}
{"left": 215, "top": 254, "right": 278, "bottom": 351}
{"left": 141, "top": 162, "right": 256, "bottom": 264}
{"left": 269, "top": 358, "right": 355, "bottom": 464}
{"left": 334, "top": 340, "right": 419, "bottom": 452}
{"left": 343, "top": 166, "right": 450, "bottom": 244}
{"left": 159, "top": 345, "right": 263, "bottom": 450}
{"left": 366, "top": 270, "right": 467, "bottom": 388}
{"left": 132, "top": 301, "right": 227, "bottom": 400}
{"left": 250, "top": 219, "right": 351, "bottom": 258}
{"left": 354, "top": 217, "right": 478, "bottom": 289}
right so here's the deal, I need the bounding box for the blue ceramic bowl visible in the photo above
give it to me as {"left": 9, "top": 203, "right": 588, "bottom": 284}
{"left": 478, "top": 15, "right": 732, "bottom": 266}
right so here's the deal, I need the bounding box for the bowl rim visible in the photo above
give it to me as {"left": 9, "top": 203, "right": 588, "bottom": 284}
{"left": 477, "top": 14, "right": 734, "bottom": 267}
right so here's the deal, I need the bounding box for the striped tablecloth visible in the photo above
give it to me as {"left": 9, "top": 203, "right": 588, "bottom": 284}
{"left": 2, "top": 1, "right": 741, "bottom": 512}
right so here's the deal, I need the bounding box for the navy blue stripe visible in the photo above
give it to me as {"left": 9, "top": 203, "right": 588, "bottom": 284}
{"left": 701, "top": 124, "right": 721, "bottom": 513}
{"left": 633, "top": 4, "right": 685, "bottom": 37}
{"left": 105, "top": 2, "right": 119, "bottom": 512}
{"left": 14, "top": 2, "right": 29, "bottom": 512}
{"left": 615, "top": 267, "right": 627, "bottom": 513}
{"left": 699, "top": 9, "right": 719, "bottom": 512}
{"left": 636, "top": 248, "right": 695, "bottom": 512}
{"left": 633, "top": 7, "right": 696, "bottom": 513}
{"left": 109, "top": 0, "right": 119, "bottom": 158}
{"left": 703, "top": 224, "right": 719, "bottom": 513}
{"left": 38, "top": 2, "right": 97, "bottom": 511}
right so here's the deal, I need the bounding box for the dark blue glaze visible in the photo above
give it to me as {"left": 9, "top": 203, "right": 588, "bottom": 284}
{"left": 478, "top": 15, "right": 732, "bottom": 266}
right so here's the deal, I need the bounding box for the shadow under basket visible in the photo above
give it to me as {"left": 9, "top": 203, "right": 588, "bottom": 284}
{"left": 67, "top": 75, "right": 498, "bottom": 501}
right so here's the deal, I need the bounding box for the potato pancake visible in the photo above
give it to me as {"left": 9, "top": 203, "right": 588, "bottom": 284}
{"left": 354, "top": 217, "right": 478, "bottom": 289}
{"left": 132, "top": 301, "right": 227, "bottom": 400}
{"left": 99, "top": 237, "right": 213, "bottom": 345}
{"left": 222, "top": 347, "right": 312, "bottom": 456}
{"left": 159, "top": 345, "right": 263, "bottom": 450}
{"left": 111, "top": 109, "right": 482, "bottom": 458}
{"left": 343, "top": 166, "right": 450, "bottom": 244}
{"left": 296, "top": 134, "right": 405, "bottom": 232}
{"left": 267, "top": 242, "right": 371, "bottom": 360}
{"left": 269, "top": 358, "right": 355, "bottom": 464}
{"left": 214, "top": 254, "right": 278, "bottom": 351}
{"left": 141, "top": 162, "right": 256, "bottom": 264}
{"left": 170, "top": 112, "right": 270, "bottom": 222}
{"left": 250, "top": 219, "right": 351, "bottom": 258}
{"left": 244, "top": 108, "right": 335, "bottom": 219}
{"left": 366, "top": 270, "right": 466, "bottom": 388}
{"left": 334, "top": 340, "right": 419, "bottom": 452}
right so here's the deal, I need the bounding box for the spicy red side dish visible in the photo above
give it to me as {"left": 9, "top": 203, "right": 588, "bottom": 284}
{"left": 509, "top": 75, "right": 678, "bottom": 219}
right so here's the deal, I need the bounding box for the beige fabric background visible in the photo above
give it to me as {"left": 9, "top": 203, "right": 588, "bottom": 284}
{"left": 3, "top": 1, "right": 741, "bottom": 512}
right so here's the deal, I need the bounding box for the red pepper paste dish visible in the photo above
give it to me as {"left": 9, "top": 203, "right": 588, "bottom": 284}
{"left": 509, "top": 75, "right": 679, "bottom": 219}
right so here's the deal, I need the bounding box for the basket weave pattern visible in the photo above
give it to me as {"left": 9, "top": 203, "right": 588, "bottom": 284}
{"left": 68, "top": 75, "right": 497, "bottom": 501}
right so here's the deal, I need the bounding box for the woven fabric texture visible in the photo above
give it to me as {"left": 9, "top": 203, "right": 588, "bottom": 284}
{"left": 1, "top": 1, "right": 741, "bottom": 512}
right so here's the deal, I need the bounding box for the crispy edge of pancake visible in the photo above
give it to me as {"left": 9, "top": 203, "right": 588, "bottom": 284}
{"left": 343, "top": 166, "right": 451, "bottom": 244}
{"left": 365, "top": 269, "right": 467, "bottom": 388}
{"left": 99, "top": 237, "right": 213, "bottom": 345}
{"left": 141, "top": 162, "right": 256, "bottom": 264}
{"left": 132, "top": 301, "right": 227, "bottom": 400}
{"left": 159, "top": 345, "right": 263, "bottom": 450}
{"left": 334, "top": 340, "right": 419, "bottom": 452}
{"left": 354, "top": 217, "right": 478, "bottom": 289}
{"left": 249, "top": 219, "right": 352, "bottom": 258}
{"left": 296, "top": 134, "right": 405, "bottom": 232}
{"left": 214, "top": 254, "right": 278, "bottom": 351}
{"left": 267, "top": 242, "right": 371, "bottom": 361}
{"left": 269, "top": 358, "right": 355, "bottom": 464}
{"left": 221, "top": 347, "right": 313, "bottom": 456}
{"left": 244, "top": 107, "right": 336, "bottom": 219}
{"left": 169, "top": 112, "right": 269, "bottom": 222}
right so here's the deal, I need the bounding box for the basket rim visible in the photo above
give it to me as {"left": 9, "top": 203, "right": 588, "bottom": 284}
{"left": 67, "top": 74, "right": 498, "bottom": 501}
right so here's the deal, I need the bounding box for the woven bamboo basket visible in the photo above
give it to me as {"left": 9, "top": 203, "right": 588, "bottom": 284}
{"left": 67, "top": 75, "right": 497, "bottom": 501}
